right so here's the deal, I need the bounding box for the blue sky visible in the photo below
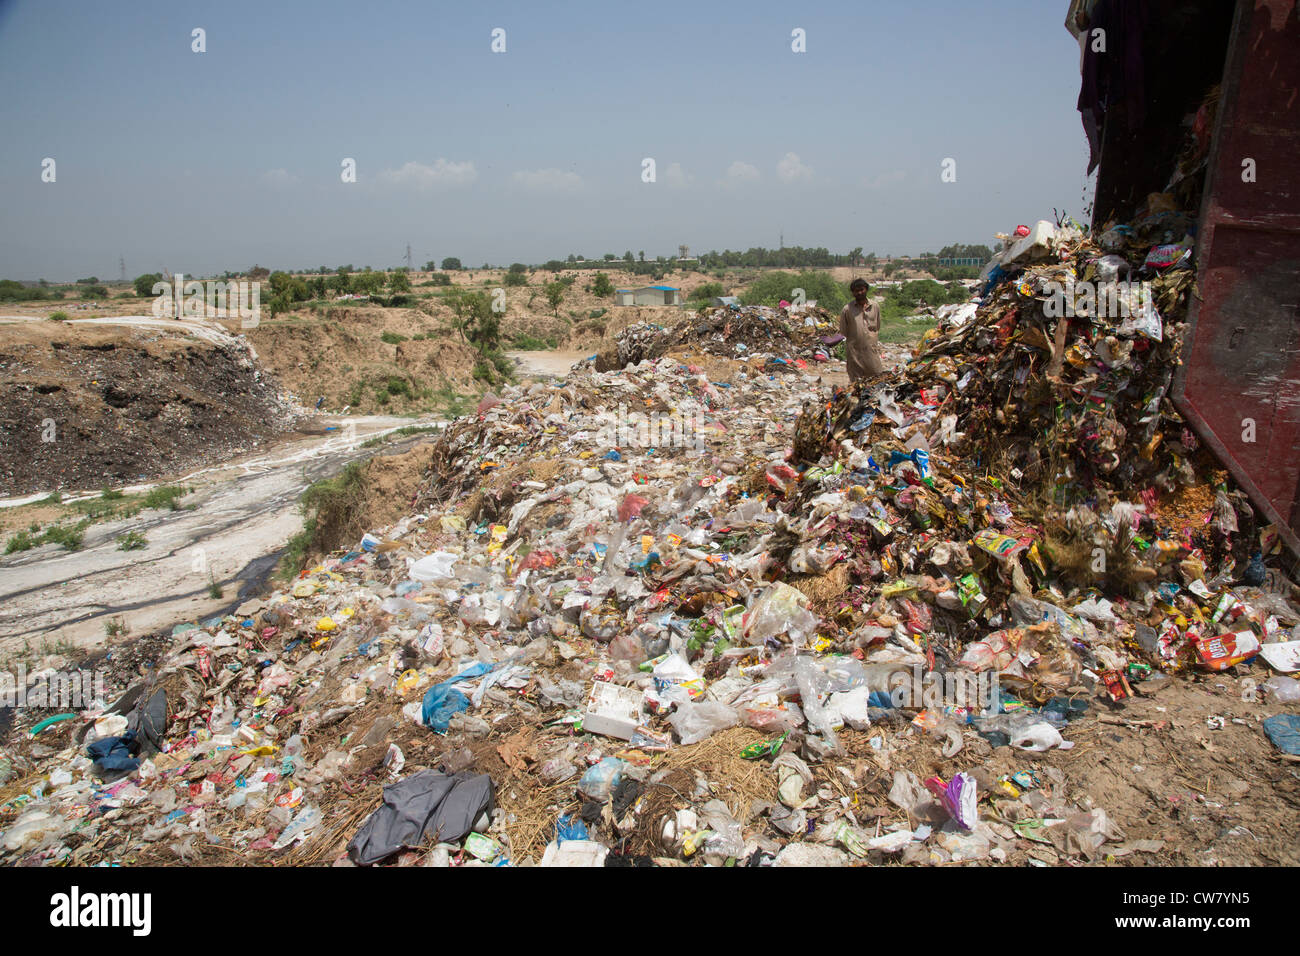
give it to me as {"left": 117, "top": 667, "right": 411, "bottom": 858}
{"left": 0, "top": 0, "right": 1093, "bottom": 280}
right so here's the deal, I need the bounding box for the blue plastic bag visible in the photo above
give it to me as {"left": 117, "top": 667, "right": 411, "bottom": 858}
{"left": 421, "top": 662, "right": 492, "bottom": 732}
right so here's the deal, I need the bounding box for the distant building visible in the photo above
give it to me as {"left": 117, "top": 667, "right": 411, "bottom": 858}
{"left": 615, "top": 285, "right": 682, "bottom": 307}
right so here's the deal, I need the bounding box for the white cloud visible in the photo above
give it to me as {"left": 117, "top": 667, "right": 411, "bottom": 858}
{"left": 722, "top": 161, "right": 760, "bottom": 187}
{"left": 862, "top": 170, "right": 907, "bottom": 190}
{"left": 511, "top": 168, "right": 583, "bottom": 192}
{"left": 259, "top": 168, "right": 298, "bottom": 187}
{"left": 378, "top": 159, "right": 478, "bottom": 190}
{"left": 665, "top": 162, "right": 693, "bottom": 188}
{"left": 776, "top": 152, "right": 812, "bottom": 183}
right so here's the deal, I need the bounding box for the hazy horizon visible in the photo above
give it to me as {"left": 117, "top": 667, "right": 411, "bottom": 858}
{"left": 0, "top": 0, "right": 1094, "bottom": 282}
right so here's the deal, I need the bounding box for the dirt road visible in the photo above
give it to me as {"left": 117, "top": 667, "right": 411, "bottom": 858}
{"left": 0, "top": 416, "right": 438, "bottom": 653}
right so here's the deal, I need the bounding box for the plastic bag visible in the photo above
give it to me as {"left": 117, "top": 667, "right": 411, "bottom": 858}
{"left": 742, "top": 583, "right": 818, "bottom": 646}
{"left": 577, "top": 758, "right": 625, "bottom": 802}
{"left": 409, "top": 552, "right": 458, "bottom": 582}
{"left": 793, "top": 656, "right": 841, "bottom": 753}
{"left": 669, "top": 700, "right": 739, "bottom": 745}
{"left": 1011, "top": 721, "right": 1073, "bottom": 752}
{"left": 1263, "top": 676, "right": 1300, "bottom": 704}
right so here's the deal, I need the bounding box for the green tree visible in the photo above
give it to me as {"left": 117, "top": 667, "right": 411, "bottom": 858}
{"left": 591, "top": 273, "right": 614, "bottom": 297}
{"left": 740, "top": 271, "right": 848, "bottom": 313}
{"left": 388, "top": 270, "right": 411, "bottom": 293}
{"left": 133, "top": 273, "right": 164, "bottom": 297}
{"left": 328, "top": 269, "right": 351, "bottom": 295}
{"left": 623, "top": 251, "right": 633, "bottom": 263}
{"left": 543, "top": 280, "right": 566, "bottom": 316}
{"left": 638, "top": 250, "right": 645, "bottom": 262}
{"left": 445, "top": 287, "right": 500, "bottom": 353}
{"left": 269, "top": 271, "right": 309, "bottom": 301}
{"left": 689, "top": 281, "right": 725, "bottom": 303}
{"left": 441, "top": 257, "right": 462, "bottom": 271}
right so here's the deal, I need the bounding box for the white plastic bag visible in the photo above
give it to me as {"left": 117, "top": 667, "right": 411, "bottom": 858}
{"left": 669, "top": 700, "right": 738, "bottom": 745}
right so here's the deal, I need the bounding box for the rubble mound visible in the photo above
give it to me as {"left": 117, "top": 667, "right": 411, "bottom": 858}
{"left": 595, "top": 304, "right": 831, "bottom": 373}
{"left": 0, "top": 323, "right": 299, "bottom": 495}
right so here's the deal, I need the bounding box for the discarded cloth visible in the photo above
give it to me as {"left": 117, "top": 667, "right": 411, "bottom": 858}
{"left": 87, "top": 730, "right": 142, "bottom": 775}
{"left": 347, "top": 769, "right": 494, "bottom": 865}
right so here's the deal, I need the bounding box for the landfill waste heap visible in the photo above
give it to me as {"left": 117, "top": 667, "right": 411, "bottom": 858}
{"left": 1, "top": 220, "right": 1298, "bottom": 868}
{"left": 595, "top": 302, "right": 835, "bottom": 374}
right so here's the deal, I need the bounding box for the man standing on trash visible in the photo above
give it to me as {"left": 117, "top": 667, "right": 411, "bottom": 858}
{"left": 840, "top": 278, "right": 884, "bottom": 383}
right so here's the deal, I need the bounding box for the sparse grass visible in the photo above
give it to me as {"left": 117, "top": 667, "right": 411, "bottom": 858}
{"left": 4, "top": 530, "right": 36, "bottom": 554}
{"left": 278, "top": 459, "right": 368, "bottom": 580}
{"left": 433, "top": 383, "right": 472, "bottom": 419}
{"left": 207, "top": 573, "right": 223, "bottom": 599}
{"left": 116, "top": 530, "right": 148, "bottom": 551}
{"left": 507, "top": 333, "right": 557, "bottom": 350}
{"left": 359, "top": 424, "right": 439, "bottom": 449}
{"left": 104, "top": 617, "right": 126, "bottom": 638}
{"left": 40, "top": 521, "right": 88, "bottom": 551}
{"left": 141, "top": 485, "right": 191, "bottom": 511}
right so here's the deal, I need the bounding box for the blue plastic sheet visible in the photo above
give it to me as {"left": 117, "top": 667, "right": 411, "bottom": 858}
{"left": 1263, "top": 714, "right": 1300, "bottom": 755}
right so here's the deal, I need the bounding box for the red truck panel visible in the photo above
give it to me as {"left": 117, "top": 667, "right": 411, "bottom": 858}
{"left": 1173, "top": 0, "right": 1300, "bottom": 556}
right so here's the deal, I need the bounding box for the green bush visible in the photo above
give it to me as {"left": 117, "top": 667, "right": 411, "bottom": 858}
{"left": 741, "top": 271, "right": 848, "bottom": 313}
{"left": 133, "top": 273, "right": 164, "bottom": 296}
{"left": 590, "top": 273, "right": 614, "bottom": 297}
{"left": 689, "top": 282, "right": 725, "bottom": 303}
{"left": 116, "top": 531, "right": 148, "bottom": 551}
{"left": 386, "top": 376, "right": 411, "bottom": 397}
{"left": 48, "top": 311, "right": 70, "bottom": 321}
{"left": 41, "top": 522, "right": 86, "bottom": 551}
{"left": 5, "top": 531, "right": 36, "bottom": 554}
{"left": 141, "top": 485, "right": 190, "bottom": 511}
{"left": 380, "top": 331, "right": 407, "bottom": 345}
{"left": 424, "top": 273, "right": 451, "bottom": 287}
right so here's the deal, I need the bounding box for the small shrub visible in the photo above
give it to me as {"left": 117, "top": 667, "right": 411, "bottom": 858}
{"left": 116, "top": 530, "right": 148, "bottom": 551}
{"left": 141, "top": 485, "right": 190, "bottom": 511}
{"left": 5, "top": 531, "right": 36, "bottom": 554}
{"left": 41, "top": 522, "right": 86, "bottom": 551}
{"left": 48, "top": 311, "right": 70, "bottom": 322}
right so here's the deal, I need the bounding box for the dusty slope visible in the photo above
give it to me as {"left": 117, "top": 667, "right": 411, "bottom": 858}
{"left": 0, "top": 321, "right": 298, "bottom": 496}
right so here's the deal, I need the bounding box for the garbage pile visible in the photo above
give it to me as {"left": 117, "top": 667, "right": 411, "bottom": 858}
{"left": 595, "top": 304, "right": 834, "bottom": 373}
{"left": 791, "top": 211, "right": 1299, "bottom": 684}
{"left": 2, "top": 222, "right": 1298, "bottom": 868}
